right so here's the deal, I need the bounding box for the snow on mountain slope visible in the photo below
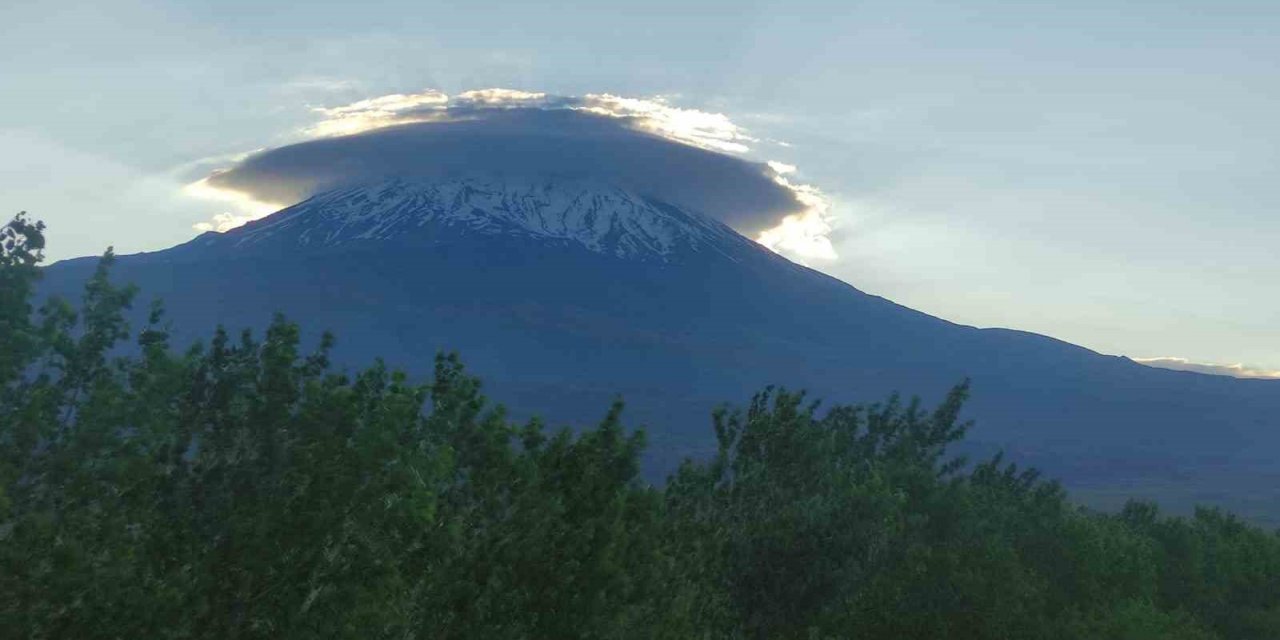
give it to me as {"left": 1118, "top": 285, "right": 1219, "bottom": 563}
{"left": 185, "top": 177, "right": 769, "bottom": 262}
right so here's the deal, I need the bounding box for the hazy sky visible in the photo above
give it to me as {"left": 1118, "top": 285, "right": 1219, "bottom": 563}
{"left": 2, "top": 0, "right": 1277, "bottom": 375}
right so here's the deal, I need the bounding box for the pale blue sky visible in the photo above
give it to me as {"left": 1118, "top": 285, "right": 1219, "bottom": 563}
{"left": 2, "top": 0, "right": 1277, "bottom": 373}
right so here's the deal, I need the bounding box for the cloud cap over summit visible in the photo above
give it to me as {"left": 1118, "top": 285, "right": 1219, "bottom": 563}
{"left": 203, "top": 105, "right": 808, "bottom": 236}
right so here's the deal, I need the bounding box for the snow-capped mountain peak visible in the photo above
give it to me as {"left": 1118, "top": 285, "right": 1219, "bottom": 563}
{"left": 190, "top": 177, "right": 766, "bottom": 262}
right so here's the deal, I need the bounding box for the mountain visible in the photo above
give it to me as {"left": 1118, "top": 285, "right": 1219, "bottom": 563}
{"left": 41, "top": 177, "right": 1280, "bottom": 522}
{"left": 177, "top": 178, "right": 758, "bottom": 261}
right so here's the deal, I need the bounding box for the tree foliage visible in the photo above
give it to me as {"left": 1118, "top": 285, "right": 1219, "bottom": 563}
{"left": 3, "top": 214, "right": 1278, "bottom": 639}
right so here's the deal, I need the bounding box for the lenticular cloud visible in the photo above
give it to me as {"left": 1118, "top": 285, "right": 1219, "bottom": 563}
{"left": 189, "top": 89, "right": 836, "bottom": 260}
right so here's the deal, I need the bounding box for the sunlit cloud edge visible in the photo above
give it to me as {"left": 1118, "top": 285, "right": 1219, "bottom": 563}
{"left": 1132, "top": 356, "right": 1280, "bottom": 380}
{"left": 184, "top": 88, "right": 837, "bottom": 261}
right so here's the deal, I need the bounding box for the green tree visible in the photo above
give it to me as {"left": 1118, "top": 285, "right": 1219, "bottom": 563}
{"left": 4, "top": 213, "right": 1280, "bottom": 639}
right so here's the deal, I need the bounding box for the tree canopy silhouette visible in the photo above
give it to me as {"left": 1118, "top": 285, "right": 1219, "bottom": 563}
{"left": 2, "top": 214, "right": 1278, "bottom": 639}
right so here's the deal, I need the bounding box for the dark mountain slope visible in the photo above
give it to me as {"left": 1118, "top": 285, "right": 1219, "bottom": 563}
{"left": 41, "top": 177, "right": 1280, "bottom": 521}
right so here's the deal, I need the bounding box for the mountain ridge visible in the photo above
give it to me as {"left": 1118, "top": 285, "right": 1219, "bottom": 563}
{"left": 174, "top": 177, "right": 770, "bottom": 264}
{"left": 38, "top": 176, "right": 1280, "bottom": 523}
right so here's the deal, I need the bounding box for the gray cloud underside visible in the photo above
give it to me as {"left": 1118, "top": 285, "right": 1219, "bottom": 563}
{"left": 206, "top": 109, "right": 803, "bottom": 235}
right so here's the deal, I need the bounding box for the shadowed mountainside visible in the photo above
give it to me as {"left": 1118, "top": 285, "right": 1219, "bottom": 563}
{"left": 41, "top": 178, "right": 1280, "bottom": 522}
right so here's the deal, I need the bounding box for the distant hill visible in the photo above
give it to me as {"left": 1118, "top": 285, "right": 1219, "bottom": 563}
{"left": 41, "top": 177, "right": 1280, "bottom": 523}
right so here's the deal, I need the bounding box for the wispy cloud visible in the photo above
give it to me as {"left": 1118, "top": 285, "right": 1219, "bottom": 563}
{"left": 280, "top": 77, "right": 361, "bottom": 94}
{"left": 192, "top": 212, "right": 261, "bottom": 233}
{"left": 301, "top": 89, "right": 756, "bottom": 154}
{"left": 185, "top": 88, "right": 837, "bottom": 261}
{"left": 305, "top": 90, "right": 450, "bottom": 138}
{"left": 183, "top": 175, "right": 282, "bottom": 233}
{"left": 1133, "top": 357, "right": 1280, "bottom": 379}
{"left": 577, "top": 94, "right": 756, "bottom": 154}
{"left": 455, "top": 88, "right": 549, "bottom": 106}
{"left": 758, "top": 171, "right": 837, "bottom": 261}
